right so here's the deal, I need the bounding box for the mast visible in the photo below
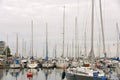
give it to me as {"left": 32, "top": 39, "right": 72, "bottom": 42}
{"left": 75, "top": 17, "right": 78, "bottom": 59}
{"left": 62, "top": 6, "right": 65, "bottom": 58}
{"left": 22, "top": 39, "right": 24, "bottom": 58}
{"left": 72, "top": 38, "right": 74, "bottom": 58}
{"left": 99, "top": 28, "right": 101, "bottom": 58}
{"left": 66, "top": 44, "right": 68, "bottom": 58}
{"left": 54, "top": 44, "right": 57, "bottom": 59}
{"left": 31, "top": 20, "right": 33, "bottom": 57}
{"left": 16, "top": 33, "right": 18, "bottom": 57}
{"left": 36, "top": 48, "right": 37, "bottom": 58}
{"left": 43, "top": 47, "right": 45, "bottom": 58}
{"left": 116, "top": 22, "right": 119, "bottom": 57}
{"left": 88, "top": 0, "right": 95, "bottom": 60}
{"left": 24, "top": 40, "right": 26, "bottom": 57}
{"left": 78, "top": 43, "right": 80, "bottom": 58}
{"left": 108, "top": 44, "right": 111, "bottom": 58}
{"left": 84, "top": 26, "right": 87, "bottom": 57}
{"left": 99, "top": 0, "right": 106, "bottom": 57}
{"left": 46, "top": 23, "right": 48, "bottom": 61}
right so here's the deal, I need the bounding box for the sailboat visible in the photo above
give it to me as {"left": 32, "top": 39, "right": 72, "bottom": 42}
{"left": 42, "top": 23, "right": 54, "bottom": 68}
{"left": 9, "top": 33, "right": 21, "bottom": 69}
{"left": 21, "top": 39, "right": 27, "bottom": 68}
{"left": 56, "top": 6, "right": 68, "bottom": 68}
{"left": 71, "top": 17, "right": 80, "bottom": 68}
{"left": 27, "top": 20, "right": 38, "bottom": 69}
{"left": 66, "top": 0, "right": 107, "bottom": 80}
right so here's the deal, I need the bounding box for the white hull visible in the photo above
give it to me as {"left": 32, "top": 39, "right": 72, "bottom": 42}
{"left": 42, "top": 62, "right": 54, "bottom": 68}
{"left": 66, "top": 67, "right": 105, "bottom": 80}
{"left": 56, "top": 62, "right": 68, "bottom": 68}
{"left": 71, "top": 61, "right": 79, "bottom": 68}
{"left": 27, "top": 63, "right": 38, "bottom": 69}
{"left": 67, "top": 67, "right": 105, "bottom": 76}
{"left": 10, "top": 64, "right": 21, "bottom": 69}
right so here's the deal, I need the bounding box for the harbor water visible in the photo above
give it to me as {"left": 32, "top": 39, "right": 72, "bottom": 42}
{"left": 0, "top": 68, "right": 67, "bottom": 80}
{"left": 0, "top": 68, "right": 120, "bottom": 80}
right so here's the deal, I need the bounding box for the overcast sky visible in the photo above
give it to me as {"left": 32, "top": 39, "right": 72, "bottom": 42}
{"left": 0, "top": 0, "right": 120, "bottom": 58}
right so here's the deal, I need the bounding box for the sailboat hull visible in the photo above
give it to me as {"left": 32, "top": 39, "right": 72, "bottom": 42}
{"left": 27, "top": 63, "right": 38, "bottom": 69}
{"left": 42, "top": 62, "right": 54, "bottom": 68}
{"left": 9, "top": 64, "right": 21, "bottom": 69}
{"left": 66, "top": 72, "right": 105, "bottom": 80}
{"left": 56, "top": 62, "right": 68, "bottom": 68}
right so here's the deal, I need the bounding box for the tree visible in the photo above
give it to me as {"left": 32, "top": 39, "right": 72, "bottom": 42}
{"left": 2, "top": 46, "right": 11, "bottom": 57}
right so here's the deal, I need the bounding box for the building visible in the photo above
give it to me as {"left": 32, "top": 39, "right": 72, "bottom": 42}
{"left": 0, "top": 41, "right": 6, "bottom": 55}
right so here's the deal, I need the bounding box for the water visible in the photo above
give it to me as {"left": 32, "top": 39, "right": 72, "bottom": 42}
{"left": 0, "top": 68, "right": 67, "bottom": 80}
{"left": 0, "top": 68, "right": 120, "bottom": 80}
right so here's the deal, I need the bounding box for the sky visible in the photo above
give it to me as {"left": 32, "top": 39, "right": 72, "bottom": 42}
{"left": 0, "top": 0, "right": 120, "bottom": 58}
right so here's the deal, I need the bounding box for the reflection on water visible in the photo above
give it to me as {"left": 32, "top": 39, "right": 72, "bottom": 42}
{"left": 1, "top": 68, "right": 120, "bottom": 80}
{"left": 108, "top": 68, "right": 119, "bottom": 80}
{"left": 0, "top": 68, "right": 66, "bottom": 80}
{"left": 0, "top": 69, "right": 4, "bottom": 80}
{"left": 9, "top": 69, "right": 21, "bottom": 80}
{"left": 42, "top": 69, "right": 52, "bottom": 80}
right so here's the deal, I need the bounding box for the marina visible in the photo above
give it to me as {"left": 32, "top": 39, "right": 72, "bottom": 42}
{"left": 0, "top": 0, "right": 120, "bottom": 80}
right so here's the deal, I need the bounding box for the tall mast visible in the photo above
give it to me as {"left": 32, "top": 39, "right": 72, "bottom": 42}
{"left": 62, "top": 6, "right": 65, "bottom": 58}
{"left": 84, "top": 26, "right": 87, "bottom": 57}
{"left": 66, "top": 44, "right": 69, "bottom": 58}
{"left": 99, "top": 0, "right": 106, "bottom": 57}
{"left": 55, "top": 44, "right": 57, "bottom": 59}
{"left": 53, "top": 47, "right": 54, "bottom": 58}
{"left": 116, "top": 22, "right": 119, "bottom": 57}
{"left": 108, "top": 44, "right": 111, "bottom": 58}
{"left": 72, "top": 38, "right": 74, "bottom": 58}
{"left": 75, "top": 17, "right": 78, "bottom": 59}
{"left": 88, "top": 0, "right": 95, "bottom": 60}
{"left": 78, "top": 43, "right": 80, "bottom": 58}
{"left": 22, "top": 39, "right": 24, "bottom": 58}
{"left": 31, "top": 20, "right": 33, "bottom": 57}
{"left": 46, "top": 23, "right": 48, "bottom": 61}
{"left": 36, "top": 48, "right": 37, "bottom": 58}
{"left": 43, "top": 47, "right": 45, "bottom": 58}
{"left": 16, "top": 33, "right": 18, "bottom": 57}
{"left": 24, "top": 40, "right": 26, "bottom": 57}
{"left": 98, "top": 28, "right": 101, "bottom": 58}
